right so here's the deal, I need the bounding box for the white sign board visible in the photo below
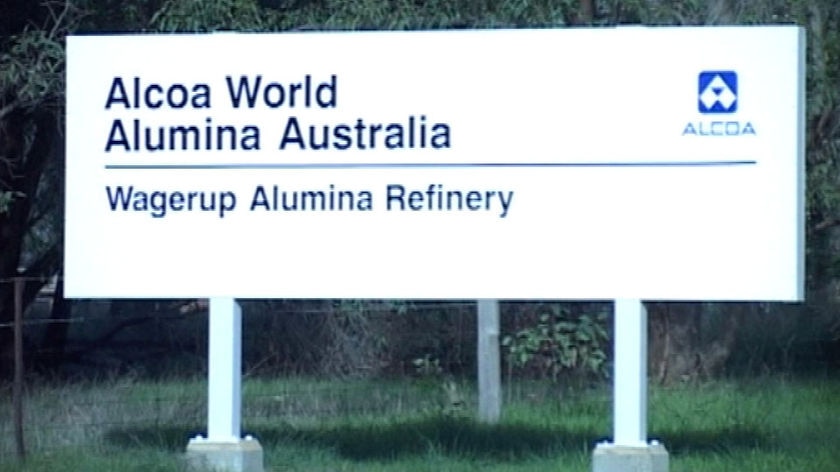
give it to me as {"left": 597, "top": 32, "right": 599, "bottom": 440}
{"left": 65, "top": 27, "right": 805, "bottom": 300}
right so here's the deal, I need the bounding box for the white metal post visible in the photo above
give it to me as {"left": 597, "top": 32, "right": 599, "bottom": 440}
{"left": 207, "top": 297, "right": 242, "bottom": 442}
{"left": 477, "top": 299, "right": 501, "bottom": 423}
{"left": 613, "top": 298, "right": 647, "bottom": 447}
{"left": 186, "top": 298, "right": 263, "bottom": 472}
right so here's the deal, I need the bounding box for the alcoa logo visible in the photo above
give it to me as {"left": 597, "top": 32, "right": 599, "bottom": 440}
{"left": 683, "top": 70, "right": 756, "bottom": 136}
{"left": 698, "top": 71, "right": 738, "bottom": 113}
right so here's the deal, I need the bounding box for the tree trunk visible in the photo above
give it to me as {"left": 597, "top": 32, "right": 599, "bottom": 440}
{"left": 0, "top": 109, "right": 58, "bottom": 377}
{"left": 579, "top": 0, "right": 595, "bottom": 23}
{"left": 648, "top": 302, "right": 738, "bottom": 384}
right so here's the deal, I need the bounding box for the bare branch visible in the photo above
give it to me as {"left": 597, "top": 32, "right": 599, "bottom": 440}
{"left": 0, "top": 103, "right": 19, "bottom": 122}
{"left": 44, "top": 0, "right": 76, "bottom": 39}
{"left": 814, "top": 218, "right": 840, "bottom": 233}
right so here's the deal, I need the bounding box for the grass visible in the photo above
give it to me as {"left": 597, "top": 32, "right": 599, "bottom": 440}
{"left": 0, "top": 375, "right": 838, "bottom": 471}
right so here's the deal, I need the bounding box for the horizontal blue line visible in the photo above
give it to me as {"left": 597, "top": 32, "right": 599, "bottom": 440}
{"left": 105, "top": 160, "right": 757, "bottom": 170}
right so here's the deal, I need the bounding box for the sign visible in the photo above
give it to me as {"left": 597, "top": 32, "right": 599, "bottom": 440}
{"left": 65, "top": 27, "right": 805, "bottom": 300}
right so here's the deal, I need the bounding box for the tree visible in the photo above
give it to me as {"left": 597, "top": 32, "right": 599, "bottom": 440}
{"left": 2, "top": 0, "right": 839, "bottom": 378}
{"left": 0, "top": 0, "right": 290, "bottom": 376}
{"left": 0, "top": 1, "right": 77, "bottom": 375}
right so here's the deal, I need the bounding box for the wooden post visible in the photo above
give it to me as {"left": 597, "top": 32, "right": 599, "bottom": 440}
{"left": 477, "top": 299, "right": 501, "bottom": 423}
{"left": 13, "top": 277, "right": 26, "bottom": 460}
{"left": 579, "top": 0, "right": 595, "bottom": 23}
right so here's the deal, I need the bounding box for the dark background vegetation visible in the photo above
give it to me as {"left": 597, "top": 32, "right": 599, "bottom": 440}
{"left": 1, "top": 0, "right": 839, "bottom": 385}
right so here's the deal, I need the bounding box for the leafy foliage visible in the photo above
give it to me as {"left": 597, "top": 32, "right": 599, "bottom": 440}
{"left": 0, "top": 190, "right": 25, "bottom": 214}
{"left": 150, "top": 0, "right": 269, "bottom": 32}
{"left": 502, "top": 307, "right": 609, "bottom": 383}
{"left": 0, "top": 29, "right": 66, "bottom": 117}
{"left": 2, "top": 0, "right": 840, "bottom": 378}
{"left": 0, "top": 18, "right": 69, "bottom": 214}
{"left": 412, "top": 353, "right": 443, "bottom": 378}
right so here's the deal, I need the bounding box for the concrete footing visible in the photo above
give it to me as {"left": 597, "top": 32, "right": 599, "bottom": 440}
{"left": 185, "top": 436, "right": 264, "bottom": 472}
{"left": 592, "top": 442, "right": 669, "bottom": 472}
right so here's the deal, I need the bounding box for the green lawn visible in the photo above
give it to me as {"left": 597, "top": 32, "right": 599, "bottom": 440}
{"left": 1, "top": 376, "right": 838, "bottom": 471}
